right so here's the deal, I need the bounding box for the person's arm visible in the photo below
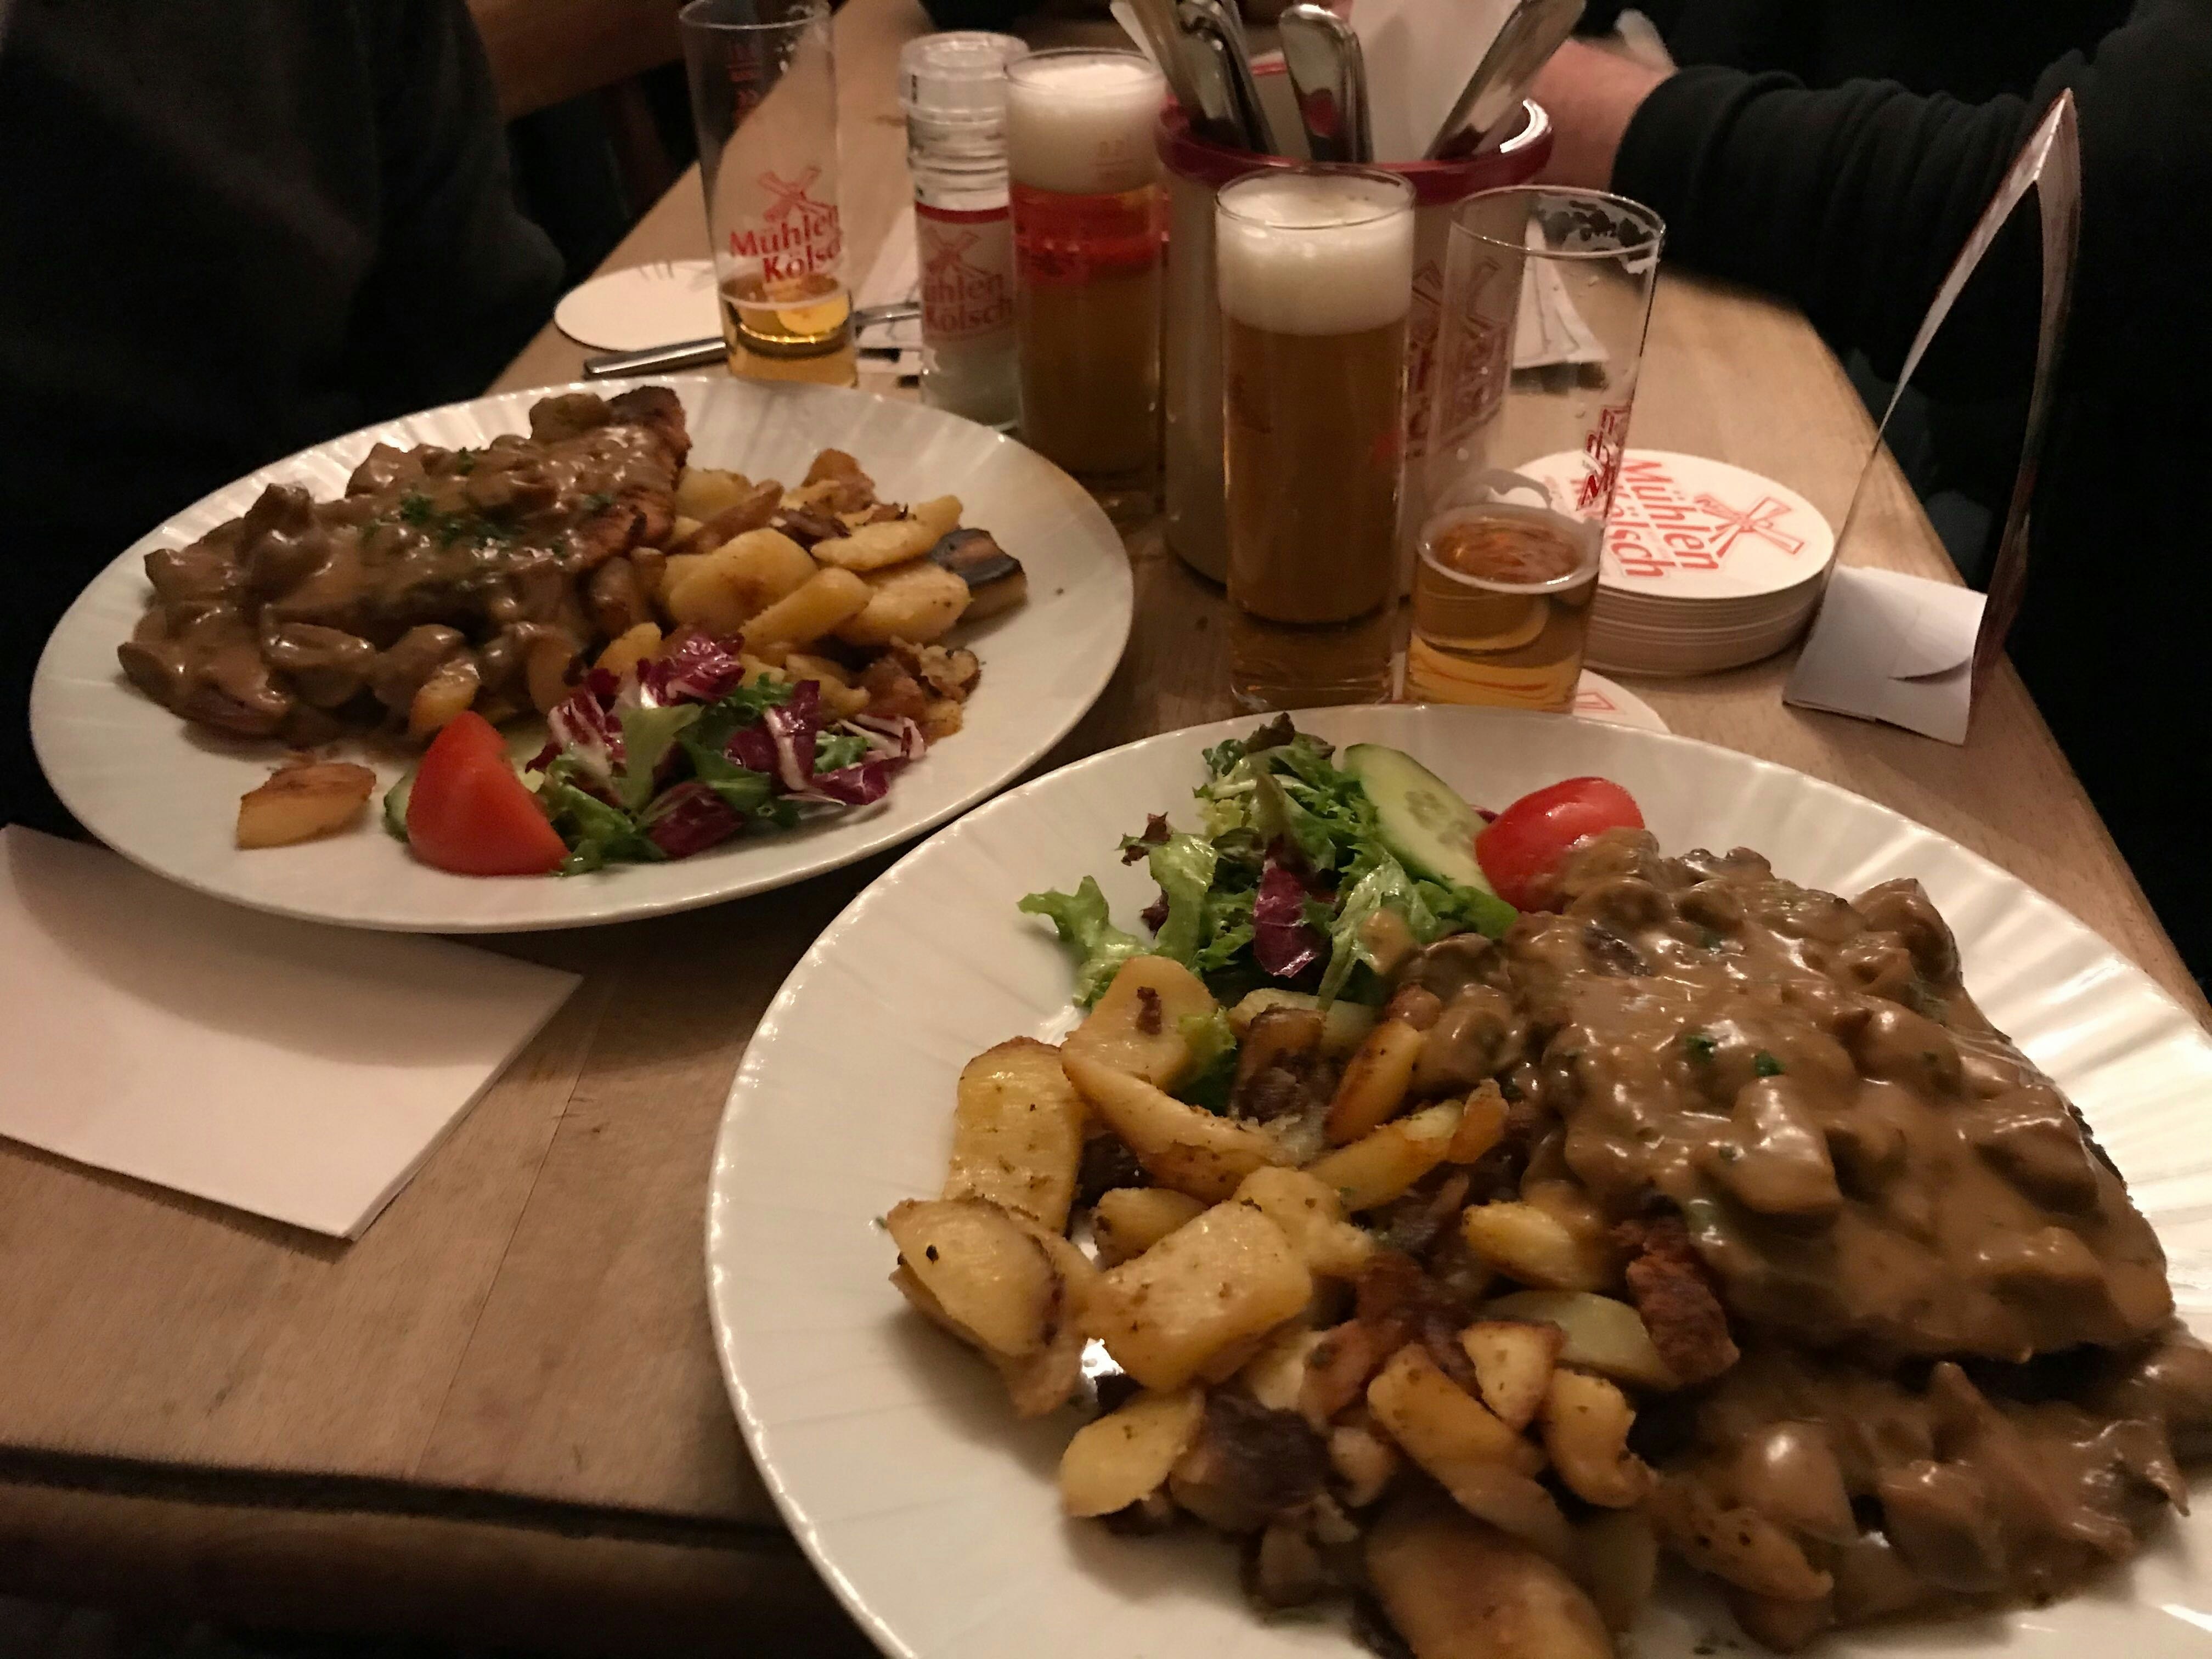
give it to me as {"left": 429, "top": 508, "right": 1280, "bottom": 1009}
{"left": 1534, "top": 0, "right": 2212, "bottom": 399}
{"left": 343, "top": 0, "right": 563, "bottom": 411}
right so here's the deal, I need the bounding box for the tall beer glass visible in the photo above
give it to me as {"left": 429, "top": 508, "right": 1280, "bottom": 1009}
{"left": 1411, "top": 187, "right": 1663, "bottom": 708}
{"left": 680, "top": 0, "right": 854, "bottom": 386}
{"left": 1217, "top": 168, "right": 1415, "bottom": 710}
{"left": 1005, "top": 49, "right": 1165, "bottom": 522}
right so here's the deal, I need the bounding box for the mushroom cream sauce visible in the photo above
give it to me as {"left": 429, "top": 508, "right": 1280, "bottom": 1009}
{"left": 1424, "top": 826, "right": 2210, "bottom": 1645}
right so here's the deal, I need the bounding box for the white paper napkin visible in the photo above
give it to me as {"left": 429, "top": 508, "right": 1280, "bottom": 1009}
{"left": 855, "top": 213, "right": 922, "bottom": 377}
{"left": 1783, "top": 566, "right": 1984, "bottom": 744}
{"left": 1348, "top": 0, "right": 1517, "bottom": 162}
{"left": 0, "top": 828, "right": 580, "bottom": 1238}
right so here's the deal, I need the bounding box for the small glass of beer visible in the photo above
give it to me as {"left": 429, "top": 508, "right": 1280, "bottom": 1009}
{"left": 680, "top": 0, "right": 855, "bottom": 387}
{"left": 1409, "top": 187, "right": 1664, "bottom": 709}
{"left": 1005, "top": 49, "right": 1166, "bottom": 522}
{"left": 1216, "top": 167, "right": 1416, "bottom": 711}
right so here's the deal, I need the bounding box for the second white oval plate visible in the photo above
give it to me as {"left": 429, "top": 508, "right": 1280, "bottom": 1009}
{"left": 31, "top": 377, "right": 1132, "bottom": 932}
{"left": 709, "top": 703, "right": 2212, "bottom": 1659}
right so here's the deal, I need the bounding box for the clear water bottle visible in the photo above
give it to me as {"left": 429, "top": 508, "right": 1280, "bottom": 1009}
{"left": 899, "top": 31, "right": 1029, "bottom": 430}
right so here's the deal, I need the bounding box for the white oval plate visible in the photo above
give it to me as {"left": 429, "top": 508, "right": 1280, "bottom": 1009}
{"left": 708, "top": 703, "right": 2212, "bottom": 1659}
{"left": 31, "top": 377, "right": 1132, "bottom": 932}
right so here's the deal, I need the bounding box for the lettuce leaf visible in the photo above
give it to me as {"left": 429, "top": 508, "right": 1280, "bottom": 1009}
{"left": 1018, "top": 876, "right": 1143, "bottom": 1006}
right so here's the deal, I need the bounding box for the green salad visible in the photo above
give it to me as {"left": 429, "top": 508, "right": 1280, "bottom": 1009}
{"left": 1021, "top": 718, "right": 1518, "bottom": 1013}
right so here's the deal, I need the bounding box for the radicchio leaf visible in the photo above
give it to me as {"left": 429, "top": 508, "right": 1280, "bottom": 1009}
{"left": 644, "top": 780, "right": 742, "bottom": 858}
{"left": 640, "top": 633, "right": 748, "bottom": 706}
{"left": 1252, "top": 851, "right": 1330, "bottom": 979}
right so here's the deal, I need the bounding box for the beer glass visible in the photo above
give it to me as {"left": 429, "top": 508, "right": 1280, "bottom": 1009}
{"left": 1410, "top": 187, "right": 1663, "bottom": 709}
{"left": 1217, "top": 167, "right": 1416, "bottom": 711}
{"left": 1005, "top": 49, "right": 1166, "bottom": 521}
{"left": 680, "top": 0, "right": 854, "bottom": 386}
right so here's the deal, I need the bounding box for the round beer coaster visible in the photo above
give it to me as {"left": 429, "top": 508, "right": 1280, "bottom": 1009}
{"left": 1572, "top": 671, "right": 1669, "bottom": 732}
{"left": 554, "top": 259, "right": 720, "bottom": 351}
{"left": 1519, "top": 448, "right": 1835, "bottom": 603}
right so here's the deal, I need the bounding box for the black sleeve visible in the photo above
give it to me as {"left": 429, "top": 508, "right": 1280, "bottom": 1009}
{"left": 1610, "top": 0, "right": 2212, "bottom": 400}
{"left": 344, "top": 0, "right": 564, "bottom": 410}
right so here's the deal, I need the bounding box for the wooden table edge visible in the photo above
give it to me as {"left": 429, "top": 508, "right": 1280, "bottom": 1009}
{"left": 0, "top": 1459, "right": 868, "bottom": 1657}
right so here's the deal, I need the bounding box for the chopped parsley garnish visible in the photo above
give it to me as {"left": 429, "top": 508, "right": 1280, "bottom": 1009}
{"left": 583, "top": 490, "right": 617, "bottom": 513}
{"left": 396, "top": 490, "right": 436, "bottom": 526}
{"left": 1684, "top": 1031, "right": 1718, "bottom": 1061}
{"left": 1753, "top": 1050, "right": 1785, "bottom": 1077}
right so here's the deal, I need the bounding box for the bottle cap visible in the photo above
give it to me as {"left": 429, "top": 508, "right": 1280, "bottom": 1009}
{"left": 899, "top": 31, "right": 1029, "bottom": 123}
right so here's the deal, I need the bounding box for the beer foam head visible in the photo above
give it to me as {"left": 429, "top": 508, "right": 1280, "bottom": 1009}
{"left": 1005, "top": 50, "right": 1164, "bottom": 195}
{"left": 1215, "top": 171, "right": 1414, "bottom": 336}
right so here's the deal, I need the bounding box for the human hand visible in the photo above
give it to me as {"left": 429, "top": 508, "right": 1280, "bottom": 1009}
{"left": 1527, "top": 38, "right": 1668, "bottom": 189}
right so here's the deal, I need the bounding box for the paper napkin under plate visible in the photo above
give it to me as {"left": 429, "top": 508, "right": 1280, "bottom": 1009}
{"left": 0, "top": 828, "right": 579, "bottom": 1238}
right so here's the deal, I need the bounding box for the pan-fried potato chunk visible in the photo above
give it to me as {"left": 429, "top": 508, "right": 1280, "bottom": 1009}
{"left": 885, "top": 1198, "right": 1058, "bottom": 1359}
{"left": 1227, "top": 988, "right": 1377, "bottom": 1054}
{"left": 1235, "top": 1324, "right": 1325, "bottom": 1413}
{"left": 1088, "top": 1201, "right": 1313, "bottom": 1390}
{"left": 1458, "top": 1320, "right": 1564, "bottom": 1431}
{"left": 740, "top": 566, "right": 871, "bottom": 651}
{"left": 1060, "top": 1387, "right": 1206, "bottom": 1517}
{"left": 663, "top": 529, "right": 816, "bottom": 632}
{"left": 1481, "top": 1291, "right": 1680, "bottom": 1391}
{"left": 834, "top": 560, "right": 971, "bottom": 647}
{"left": 809, "top": 517, "right": 938, "bottom": 571}
{"left": 909, "top": 494, "right": 962, "bottom": 540}
{"left": 1448, "top": 1079, "right": 1510, "bottom": 1164}
{"left": 1232, "top": 1167, "right": 1375, "bottom": 1279}
{"left": 595, "top": 622, "right": 662, "bottom": 680}
{"left": 1064, "top": 956, "right": 1218, "bottom": 1087}
{"left": 1367, "top": 1343, "right": 1544, "bottom": 1483}
{"left": 944, "top": 1038, "right": 1086, "bottom": 1232}
{"left": 235, "top": 761, "right": 376, "bottom": 848}
{"left": 1459, "top": 1201, "right": 1614, "bottom": 1292}
{"left": 1092, "top": 1187, "right": 1207, "bottom": 1268}
{"left": 1305, "top": 1101, "right": 1462, "bottom": 1211}
{"left": 1063, "top": 1052, "right": 1290, "bottom": 1202}
{"left": 673, "top": 466, "right": 753, "bottom": 521}
{"left": 1367, "top": 1498, "right": 1615, "bottom": 1659}
{"left": 1540, "top": 1369, "right": 1652, "bottom": 1508}
{"left": 1324, "top": 1019, "right": 1426, "bottom": 1144}
{"left": 406, "top": 653, "right": 479, "bottom": 740}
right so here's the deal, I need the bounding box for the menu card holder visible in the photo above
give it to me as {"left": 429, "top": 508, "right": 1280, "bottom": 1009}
{"left": 1784, "top": 91, "right": 2080, "bottom": 743}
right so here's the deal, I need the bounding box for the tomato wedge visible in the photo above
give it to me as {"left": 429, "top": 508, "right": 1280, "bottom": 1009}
{"left": 404, "top": 712, "right": 567, "bottom": 876}
{"left": 1475, "top": 777, "right": 1645, "bottom": 911}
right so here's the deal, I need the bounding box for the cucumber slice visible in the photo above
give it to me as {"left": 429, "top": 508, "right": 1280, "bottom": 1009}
{"left": 1343, "top": 743, "right": 1496, "bottom": 895}
{"left": 381, "top": 769, "right": 415, "bottom": 842}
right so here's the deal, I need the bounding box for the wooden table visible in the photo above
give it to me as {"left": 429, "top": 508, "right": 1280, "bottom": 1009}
{"left": 0, "top": 0, "right": 2198, "bottom": 1649}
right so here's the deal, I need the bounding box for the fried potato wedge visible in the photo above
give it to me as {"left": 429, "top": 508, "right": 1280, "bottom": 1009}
{"left": 1481, "top": 1290, "right": 1681, "bottom": 1391}
{"left": 1065, "top": 956, "right": 1219, "bottom": 1088}
{"left": 1578, "top": 1508, "right": 1661, "bottom": 1634}
{"left": 1324, "top": 1019, "right": 1427, "bottom": 1144}
{"left": 1367, "top": 1343, "right": 1544, "bottom": 1483}
{"left": 1227, "top": 988, "right": 1377, "bottom": 1056}
{"left": 236, "top": 761, "right": 376, "bottom": 848}
{"left": 1458, "top": 1319, "right": 1565, "bottom": 1432}
{"left": 1367, "top": 1497, "right": 1615, "bottom": 1659}
{"left": 1063, "top": 1052, "right": 1290, "bottom": 1203}
{"left": 1088, "top": 1201, "right": 1313, "bottom": 1390}
{"left": 944, "top": 1037, "right": 1086, "bottom": 1232}
{"left": 1649, "top": 1476, "right": 1834, "bottom": 1601}
{"left": 1305, "top": 1101, "right": 1462, "bottom": 1211}
{"left": 1459, "top": 1201, "right": 1615, "bottom": 1293}
{"left": 740, "top": 566, "right": 871, "bottom": 652}
{"left": 1092, "top": 1187, "right": 1207, "bottom": 1268}
{"left": 834, "top": 560, "right": 971, "bottom": 647}
{"left": 1541, "top": 1368, "right": 1652, "bottom": 1508}
{"left": 1059, "top": 1387, "right": 1206, "bottom": 1517}
{"left": 1232, "top": 1166, "right": 1375, "bottom": 1280}
{"left": 885, "top": 1197, "right": 1057, "bottom": 1359}
{"left": 809, "top": 517, "right": 938, "bottom": 572}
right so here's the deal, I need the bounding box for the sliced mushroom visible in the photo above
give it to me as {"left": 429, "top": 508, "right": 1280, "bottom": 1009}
{"left": 928, "top": 528, "right": 1027, "bottom": 621}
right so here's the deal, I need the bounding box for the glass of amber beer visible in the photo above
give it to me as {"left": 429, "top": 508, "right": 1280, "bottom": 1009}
{"left": 1409, "top": 187, "right": 1663, "bottom": 708}
{"left": 1217, "top": 167, "right": 1416, "bottom": 710}
{"left": 1005, "top": 49, "right": 1166, "bottom": 522}
{"left": 680, "top": 0, "right": 855, "bottom": 386}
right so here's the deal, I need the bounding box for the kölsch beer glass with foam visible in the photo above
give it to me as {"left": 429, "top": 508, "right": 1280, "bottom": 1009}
{"left": 1217, "top": 167, "right": 1416, "bottom": 710}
